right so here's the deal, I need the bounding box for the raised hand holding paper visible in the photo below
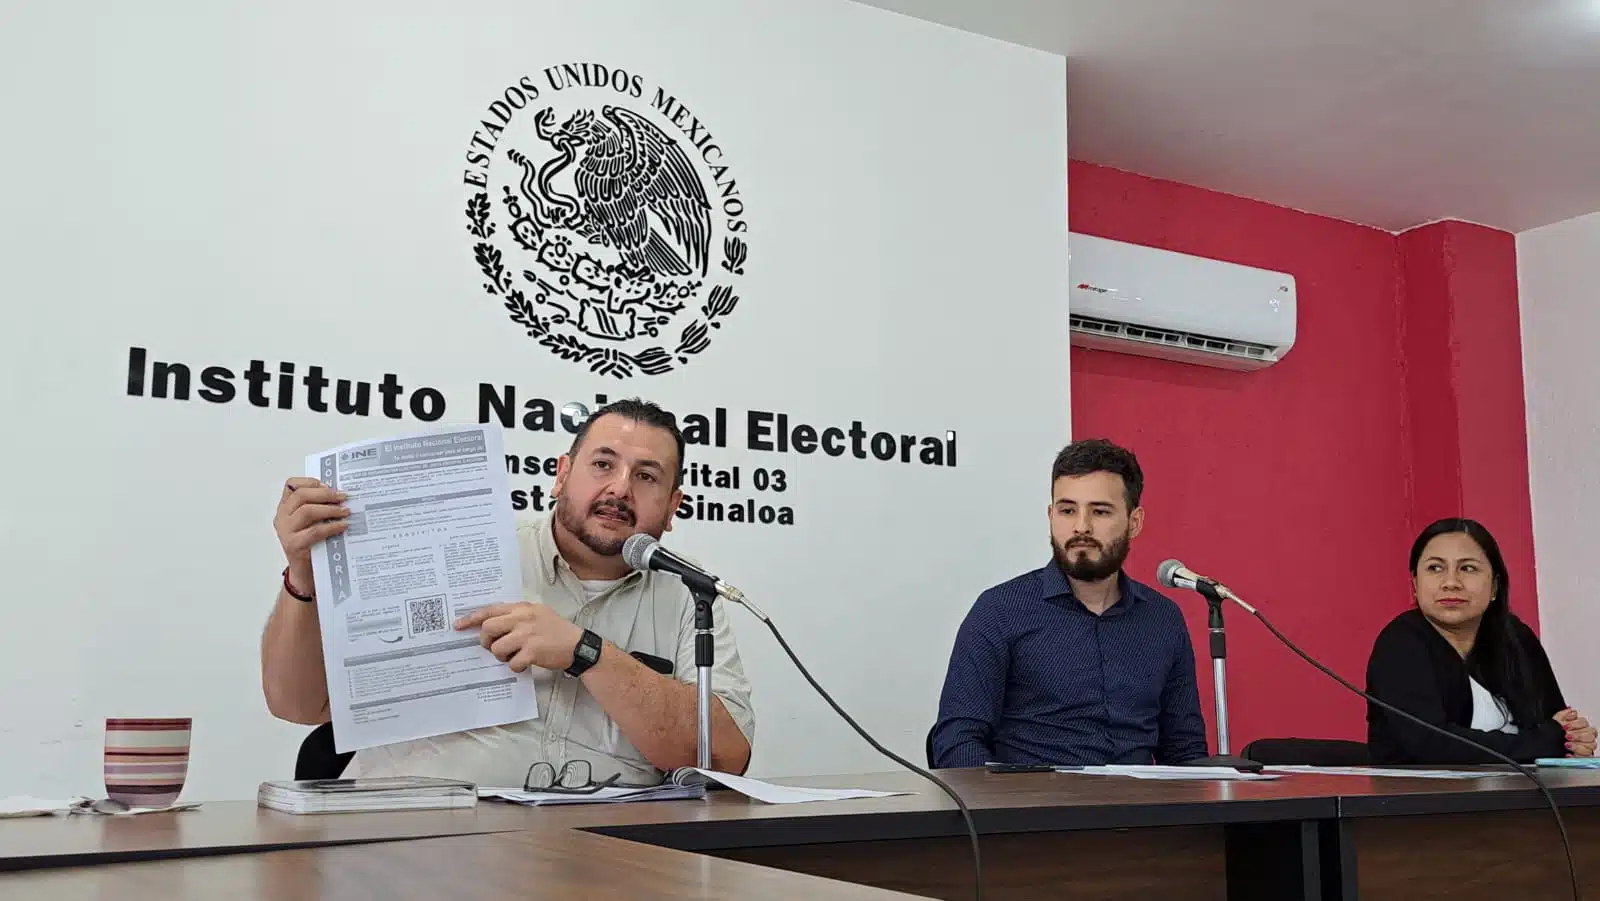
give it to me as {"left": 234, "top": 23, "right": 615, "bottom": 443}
{"left": 305, "top": 425, "right": 535, "bottom": 753}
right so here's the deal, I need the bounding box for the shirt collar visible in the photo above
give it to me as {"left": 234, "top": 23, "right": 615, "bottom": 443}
{"left": 1040, "top": 561, "right": 1141, "bottom": 616}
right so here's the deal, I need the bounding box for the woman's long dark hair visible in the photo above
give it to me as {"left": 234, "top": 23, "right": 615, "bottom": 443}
{"left": 1409, "top": 517, "right": 1546, "bottom": 727}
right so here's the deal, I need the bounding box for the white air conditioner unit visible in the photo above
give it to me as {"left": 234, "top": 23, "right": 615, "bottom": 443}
{"left": 1068, "top": 232, "right": 1296, "bottom": 371}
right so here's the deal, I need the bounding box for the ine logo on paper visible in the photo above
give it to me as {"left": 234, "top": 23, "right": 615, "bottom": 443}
{"left": 462, "top": 62, "right": 752, "bottom": 379}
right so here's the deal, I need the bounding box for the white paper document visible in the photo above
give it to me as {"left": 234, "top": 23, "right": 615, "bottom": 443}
{"left": 679, "top": 770, "right": 915, "bottom": 803}
{"left": 478, "top": 784, "right": 707, "bottom": 806}
{"left": 1056, "top": 765, "right": 1279, "bottom": 781}
{"left": 0, "top": 797, "right": 202, "bottom": 817}
{"left": 1263, "top": 765, "right": 1490, "bottom": 779}
{"left": 306, "top": 424, "right": 534, "bottom": 754}
{"left": 0, "top": 796, "right": 79, "bottom": 817}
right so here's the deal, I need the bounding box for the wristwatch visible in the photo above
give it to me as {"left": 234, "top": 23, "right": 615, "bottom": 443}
{"left": 566, "top": 629, "right": 603, "bottom": 678}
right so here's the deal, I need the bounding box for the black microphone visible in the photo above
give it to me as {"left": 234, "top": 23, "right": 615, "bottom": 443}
{"left": 620, "top": 531, "right": 983, "bottom": 900}
{"left": 620, "top": 533, "right": 764, "bottom": 618}
{"left": 1156, "top": 559, "right": 1256, "bottom": 612}
{"left": 1154, "top": 556, "right": 1578, "bottom": 901}
{"left": 1156, "top": 558, "right": 1212, "bottom": 589}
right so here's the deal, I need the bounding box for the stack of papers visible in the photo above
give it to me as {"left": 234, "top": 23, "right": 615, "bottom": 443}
{"left": 257, "top": 777, "right": 477, "bottom": 814}
{"left": 1055, "top": 765, "right": 1279, "bottom": 781}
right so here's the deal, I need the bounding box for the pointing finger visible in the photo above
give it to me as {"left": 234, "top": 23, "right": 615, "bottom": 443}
{"left": 455, "top": 604, "right": 516, "bottom": 631}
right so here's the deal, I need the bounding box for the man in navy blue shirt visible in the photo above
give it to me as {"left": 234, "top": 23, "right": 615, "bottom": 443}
{"left": 930, "top": 438, "right": 1208, "bottom": 768}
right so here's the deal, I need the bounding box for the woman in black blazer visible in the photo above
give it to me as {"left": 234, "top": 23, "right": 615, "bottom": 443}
{"left": 1366, "top": 517, "right": 1595, "bottom": 765}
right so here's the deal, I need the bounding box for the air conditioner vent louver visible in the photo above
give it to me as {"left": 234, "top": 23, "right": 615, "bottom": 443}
{"left": 1070, "top": 314, "right": 1276, "bottom": 363}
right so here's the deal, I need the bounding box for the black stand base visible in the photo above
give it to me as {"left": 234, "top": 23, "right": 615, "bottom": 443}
{"left": 1186, "top": 753, "right": 1265, "bottom": 773}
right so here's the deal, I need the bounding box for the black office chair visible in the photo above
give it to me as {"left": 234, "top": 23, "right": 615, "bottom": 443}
{"left": 294, "top": 721, "right": 355, "bottom": 780}
{"left": 1240, "top": 738, "right": 1369, "bottom": 767}
{"left": 925, "top": 727, "right": 937, "bottom": 769}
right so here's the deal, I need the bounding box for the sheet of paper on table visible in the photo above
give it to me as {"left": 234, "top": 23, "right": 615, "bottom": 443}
{"left": 479, "top": 784, "right": 707, "bottom": 807}
{"left": 679, "top": 769, "right": 916, "bottom": 803}
{"left": 0, "top": 796, "right": 203, "bottom": 817}
{"left": 1264, "top": 765, "right": 1496, "bottom": 779}
{"left": 0, "top": 796, "right": 80, "bottom": 817}
{"left": 1054, "top": 765, "right": 1280, "bottom": 781}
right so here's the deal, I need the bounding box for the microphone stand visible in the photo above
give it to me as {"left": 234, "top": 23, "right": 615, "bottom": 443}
{"left": 1186, "top": 580, "right": 1263, "bottom": 773}
{"left": 681, "top": 572, "right": 718, "bottom": 771}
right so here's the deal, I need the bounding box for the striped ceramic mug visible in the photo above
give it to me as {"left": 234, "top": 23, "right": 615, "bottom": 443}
{"left": 104, "top": 717, "right": 191, "bottom": 808}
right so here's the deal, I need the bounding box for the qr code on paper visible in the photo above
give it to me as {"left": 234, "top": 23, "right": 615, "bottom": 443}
{"left": 406, "top": 595, "right": 449, "bottom": 636}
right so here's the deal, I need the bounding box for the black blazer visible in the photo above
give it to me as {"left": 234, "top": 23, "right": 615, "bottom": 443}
{"left": 1365, "top": 608, "right": 1567, "bottom": 765}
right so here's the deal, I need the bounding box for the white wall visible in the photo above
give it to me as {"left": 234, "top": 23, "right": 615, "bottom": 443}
{"left": 1518, "top": 210, "right": 1600, "bottom": 717}
{"left": 0, "top": 0, "right": 1069, "bottom": 799}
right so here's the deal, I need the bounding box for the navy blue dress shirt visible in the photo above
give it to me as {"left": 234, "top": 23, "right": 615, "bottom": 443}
{"left": 930, "top": 562, "right": 1209, "bottom": 768}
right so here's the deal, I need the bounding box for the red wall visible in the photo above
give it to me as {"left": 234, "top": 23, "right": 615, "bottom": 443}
{"left": 1067, "top": 162, "right": 1534, "bottom": 749}
{"left": 1398, "top": 223, "right": 1540, "bottom": 634}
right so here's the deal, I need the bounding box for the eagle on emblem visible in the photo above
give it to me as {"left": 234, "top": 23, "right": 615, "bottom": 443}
{"left": 518, "top": 105, "right": 713, "bottom": 281}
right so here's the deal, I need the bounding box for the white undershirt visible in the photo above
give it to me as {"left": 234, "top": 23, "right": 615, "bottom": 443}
{"left": 579, "top": 579, "right": 620, "bottom": 602}
{"left": 1468, "top": 676, "right": 1520, "bottom": 734}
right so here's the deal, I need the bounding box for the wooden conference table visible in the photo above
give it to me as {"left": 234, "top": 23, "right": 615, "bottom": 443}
{"left": 2, "top": 766, "right": 1598, "bottom": 900}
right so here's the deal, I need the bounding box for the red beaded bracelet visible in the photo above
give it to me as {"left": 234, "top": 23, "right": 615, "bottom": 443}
{"left": 282, "top": 567, "right": 315, "bottom": 603}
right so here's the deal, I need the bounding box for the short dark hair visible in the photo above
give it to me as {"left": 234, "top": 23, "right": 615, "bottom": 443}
{"left": 1051, "top": 438, "right": 1143, "bottom": 510}
{"left": 568, "top": 398, "right": 686, "bottom": 488}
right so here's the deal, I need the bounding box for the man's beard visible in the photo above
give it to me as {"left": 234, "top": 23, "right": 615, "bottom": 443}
{"left": 1052, "top": 530, "right": 1131, "bottom": 583}
{"left": 556, "top": 497, "right": 640, "bottom": 557}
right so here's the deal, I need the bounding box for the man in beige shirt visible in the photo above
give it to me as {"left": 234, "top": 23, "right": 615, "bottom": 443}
{"left": 260, "top": 399, "right": 755, "bottom": 786}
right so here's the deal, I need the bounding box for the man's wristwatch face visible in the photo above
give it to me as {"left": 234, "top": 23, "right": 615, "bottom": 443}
{"left": 567, "top": 630, "right": 602, "bottom": 676}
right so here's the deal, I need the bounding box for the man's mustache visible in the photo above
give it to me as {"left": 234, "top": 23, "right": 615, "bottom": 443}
{"left": 590, "top": 500, "right": 635, "bottom": 523}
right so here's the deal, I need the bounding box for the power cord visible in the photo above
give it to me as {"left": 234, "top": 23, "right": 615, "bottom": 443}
{"left": 756, "top": 617, "right": 983, "bottom": 901}
{"left": 1244, "top": 605, "right": 1577, "bottom": 901}
{"left": 622, "top": 528, "right": 982, "bottom": 901}
{"left": 727, "top": 580, "right": 1578, "bottom": 901}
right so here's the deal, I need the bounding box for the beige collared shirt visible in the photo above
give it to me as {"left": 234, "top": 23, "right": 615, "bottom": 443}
{"left": 344, "top": 513, "right": 755, "bottom": 787}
